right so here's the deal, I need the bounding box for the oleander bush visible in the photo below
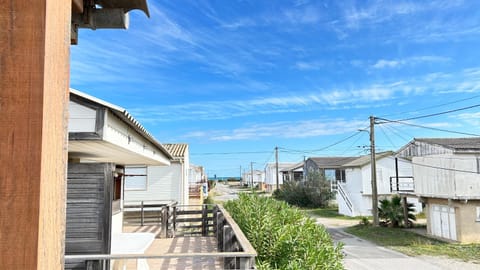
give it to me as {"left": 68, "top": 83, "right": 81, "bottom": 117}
{"left": 273, "top": 172, "right": 334, "bottom": 208}
{"left": 225, "top": 193, "right": 344, "bottom": 270}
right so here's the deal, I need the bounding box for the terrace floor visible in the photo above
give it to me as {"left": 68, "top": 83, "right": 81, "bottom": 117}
{"left": 121, "top": 225, "right": 223, "bottom": 270}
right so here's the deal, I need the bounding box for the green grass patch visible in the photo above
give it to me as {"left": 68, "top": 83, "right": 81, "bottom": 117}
{"left": 345, "top": 225, "right": 480, "bottom": 263}
{"left": 305, "top": 208, "right": 366, "bottom": 220}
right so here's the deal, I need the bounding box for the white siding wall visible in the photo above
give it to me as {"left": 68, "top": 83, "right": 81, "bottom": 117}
{"left": 342, "top": 156, "right": 420, "bottom": 216}
{"left": 68, "top": 101, "right": 96, "bottom": 132}
{"left": 413, "top": 154, "right": 480, "bottom": 198}
{"left": 362, "top": 157, "right": 412, "bottom": 195}
{"left": 111, "top": 212, "right": 123, "bottom": 234}
{"left": 103, "top": 111, "right": 170, "bottom": 165}
{"left": 124, "top": 164, "right": 185, "bottom": 204}
{"left": 182, "top": 151, "right": 190, "bottom": 205}
{"left": 265, "top": 163, "right": 295, "bottom": 186}
{"left": 340, "top": 168, "right": 368, "bottom": 216}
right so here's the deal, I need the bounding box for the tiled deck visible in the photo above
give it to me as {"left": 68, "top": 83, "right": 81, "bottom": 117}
{"left": 121, "top": 225, "right": 223, "bottom": 269}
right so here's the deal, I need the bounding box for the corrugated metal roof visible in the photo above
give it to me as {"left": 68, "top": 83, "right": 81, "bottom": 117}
{"left": 163, "top": 144, "right": 189, "bottom": 159}
{"left": 70, "top": 88, "right": 173, "bottom": 160}
{"left": 342, "top": 151, "right": 394, "bottom": 167}
{"left": 416, "top": 137, "right": 480, "bottom": 151}
{"left": 309, "top": 157, "right": 358, "bottom": 168}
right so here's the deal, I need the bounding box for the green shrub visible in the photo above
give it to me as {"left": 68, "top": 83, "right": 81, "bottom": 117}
{"left": 225, "top": 193, "right": 344, "bottom": 269}
{"left": 273, "top": 172, "right": 334, "bottom": 208}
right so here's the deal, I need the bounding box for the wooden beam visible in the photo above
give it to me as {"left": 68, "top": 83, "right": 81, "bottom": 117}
{"left": 72, "top": 0, "right": 84, "bottom": 13}
{"left": 0, "top": 0, "right": 71, "bottom": 269}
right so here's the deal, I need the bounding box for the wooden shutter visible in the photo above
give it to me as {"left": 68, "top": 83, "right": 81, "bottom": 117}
{"left": 65, "top": 163, "right": 113, "bottom": 269}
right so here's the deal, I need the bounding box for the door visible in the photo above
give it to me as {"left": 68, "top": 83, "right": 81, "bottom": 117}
{"left": 430, "top": 204, "right": 457, "bottom": 241}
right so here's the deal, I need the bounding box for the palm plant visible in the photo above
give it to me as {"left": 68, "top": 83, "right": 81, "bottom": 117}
{"left": 378, "top": 195, "right": 416, "bottom": 227}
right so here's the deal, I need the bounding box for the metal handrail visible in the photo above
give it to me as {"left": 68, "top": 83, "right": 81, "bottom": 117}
{"left": 337, "top": 184, "right": 354, "bottom": 214}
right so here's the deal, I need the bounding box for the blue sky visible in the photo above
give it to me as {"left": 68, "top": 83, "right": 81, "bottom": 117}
{"left": 71, "top": 0, "right": 480, "bottom": 177}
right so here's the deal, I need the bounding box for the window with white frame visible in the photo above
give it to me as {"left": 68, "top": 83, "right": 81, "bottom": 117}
{"left": 476, "top": 207, "right": 480, "bottom": 222}
{"left": 124, "top": 166, "right": 147, "bottom": 190}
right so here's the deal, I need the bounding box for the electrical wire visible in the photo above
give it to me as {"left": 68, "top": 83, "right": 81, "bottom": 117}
{"left": 278, "top": 126, "right": 369, "bottom": 154}
{"left": 190, "top": 150, "right": 272, "bottom": 156}
{"left": 376, "top": 117, "right": 480, "bottom": 137}
{"left": 378, "top": 125, "right": 397, "bottom": 149}
{"left": 379, "top": 94, "right": 480, "bottom": 118}
{"left": 385, "top": 156, "right": 480, "bottom": 174}
{"left": 393, "top": 103, "right": 480, "bottom": 122}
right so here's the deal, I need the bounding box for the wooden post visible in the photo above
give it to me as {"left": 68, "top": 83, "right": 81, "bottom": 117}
{"left": 0, "top": 1, "right": 70, "bottom": 269}
{"left": 141, "top": 201, "right": 144, "bottom": 226}
{"left": 202, "top": 204, "right": 208, "bottom": 236}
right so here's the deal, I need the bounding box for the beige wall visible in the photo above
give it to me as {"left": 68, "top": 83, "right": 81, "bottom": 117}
{"left": 425, "top": 198, "right": 480, "bottom": 243}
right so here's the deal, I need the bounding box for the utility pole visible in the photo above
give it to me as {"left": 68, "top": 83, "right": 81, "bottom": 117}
{"left": 250, "top": 162, "right": 254, "bottom": 189}
{"left": 370, "top": 116, "right": 379, "bottom": 226}
{"left": 275, "top": 146, "right": 279, "bottom": 190}
{"left": 240, "top": 165, "right": 242, "bottom": 185}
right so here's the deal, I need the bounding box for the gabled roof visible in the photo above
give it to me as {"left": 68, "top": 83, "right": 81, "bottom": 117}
{"left": 308, "top": 157, "right": 358, "bottom": 168}
{"left": 280, "top": 162, "right": 304, "bottom": 172}
{"left": 415, "top": 138, "right": 480, "bottom": 151}
{"left": 70, "top": 88, "right": 173, "bottom": 160}
{"left": 163, "top": 144, "right": 188, "bottom": 160}
{"left": 342, "top": 151, "right": 394, "bottom": 167}
{"left": 397, "top": 137, "right": 480, "bottom": 157}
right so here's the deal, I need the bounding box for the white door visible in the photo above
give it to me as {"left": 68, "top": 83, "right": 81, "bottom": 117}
{"left": 430, "top": 204, "right": 457, "bottom": 241}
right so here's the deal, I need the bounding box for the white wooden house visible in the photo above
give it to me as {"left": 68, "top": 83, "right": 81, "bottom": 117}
{"left": 304, "top": 157, "right": 357, "bottom": 191}
{"left": 124, "top": 143, "right": 190, "bottom": 206}
{"left": 67, "top": 89, "right": 172, "bottom": 267}
{"left": 280, "top": 162, "right": 304, "bottom": 183}
{"left": 397, "top": 138, "right": 480, "bottom": 243}
{"left": 264, "top": 162, "right": 297, "bottom": 192}
{"left": 242, "top": 170, "right": 265, "bottom": 188}
{"left": 189, "top": 164, "right": 206, "bottom": 184}
{"left": 337, "top": 152, "right": 421, "bottom": 217}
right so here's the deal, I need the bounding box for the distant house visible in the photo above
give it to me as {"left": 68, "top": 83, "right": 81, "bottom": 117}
{"left": 304, "top": 157, "right": 357, "bottom": 191}
{"left": 123, "top": 143, "right": 190, "bottom": 206}
{"left": 338, "top": 152, "right": 421, "bottom": 217}
{"left": 66, "top": 89, "right": 172, "bottom": 268}
{"left": 189, "top": 164, "right": 206, "bottom": 184}
{"left": 280, "top": 162, "right": 304, "bottom": 182}
{"left": 397, "top": 138, "right": 480, "bottom": 243}
{"left": 242, "top": 170, "right": 265, "bottom": 188}
{"left": 264, "top": 162, "right": 297, "bottom": 192}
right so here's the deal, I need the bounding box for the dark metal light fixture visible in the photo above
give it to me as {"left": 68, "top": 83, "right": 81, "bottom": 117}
{"left": 71, "top": 0, "right": 150, "bottom": 44}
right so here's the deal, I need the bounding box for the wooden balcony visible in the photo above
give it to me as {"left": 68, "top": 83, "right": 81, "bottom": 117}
{"left": 64, "top": 204, "right": 256, "bottom": 269}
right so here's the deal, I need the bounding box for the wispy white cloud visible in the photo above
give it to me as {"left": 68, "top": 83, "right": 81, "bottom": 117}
{"left": 130, "top": 66, "right": 480, "bottom": 124}
{"left": 183, "top": 118, "right": 367, "bottom": 141}
{"left": 457, "top": 112, "right": 480, "bottom": 126}
{"left": 372, "top": 56, "right": 450, "bottom": 69}
{"left": 294, "top": 61, "right": 323, "bottom": 70}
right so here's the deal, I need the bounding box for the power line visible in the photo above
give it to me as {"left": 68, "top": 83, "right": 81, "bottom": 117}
{"left": 380, "top": 94, "right": 480, "bottom": 118}
{"left": 376, "top": 117, "right": 480, "bottom": 137}
{"left": 378, "top": 125, "right": 397, "bottom": 149}
{"left": 394, "top": 103, "right": 480, "bottom": 122}
{"left": 278, "top": 127, "right": 369, "bottom": 154}
{"left": 413, "top": 162, "right": 479, "bottom": 174}
{"left": 191, "top": 150, "right": 272, "bottom": 156}
{"left": 385, "top": 156, "right": 480, "bottom": 174}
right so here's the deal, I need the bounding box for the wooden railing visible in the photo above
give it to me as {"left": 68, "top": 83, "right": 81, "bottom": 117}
{"left": 66, "top": 204, "right": 257, "bottom": 269}
{"left": 123, "top": 200, "right": 177, "bottom": 238}
{"left": 213, "top": 205, "right": 256, "bottom": 269}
